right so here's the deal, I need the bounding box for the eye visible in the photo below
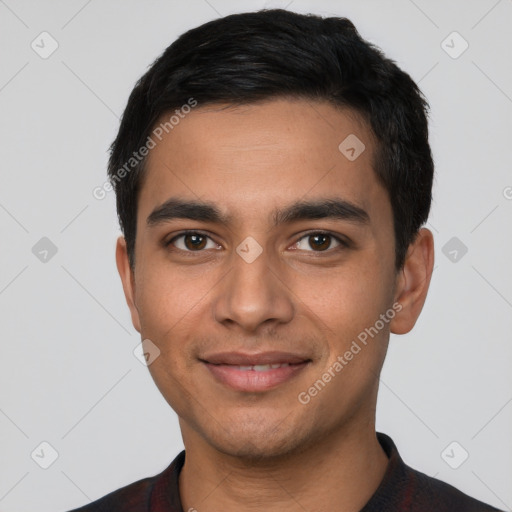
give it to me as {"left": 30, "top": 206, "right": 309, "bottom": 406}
{"left": 167, "top": 231, "right": 221, "bottom": 252}
{"left": 291, "top": 231, "right": 347, "bottom": 252}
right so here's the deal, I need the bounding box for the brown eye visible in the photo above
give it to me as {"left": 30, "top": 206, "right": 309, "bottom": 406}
{"left": 183, "top": 233, "right": 207, "bottom": 250}
{"left": 292, "top": 232, "right": 345, "bottom": 252}
{"left": 308, "top": 233, "right": 331, "bottom": 251}
{"left": 167, "top": 232, "right": 220, "bottom": 252}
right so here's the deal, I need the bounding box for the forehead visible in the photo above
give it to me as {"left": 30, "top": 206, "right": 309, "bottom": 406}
{"left": 138, "top": 98, "right": 389, "bottom": 230}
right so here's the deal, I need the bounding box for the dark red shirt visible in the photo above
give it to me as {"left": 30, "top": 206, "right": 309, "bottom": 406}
{"left": 67, "top": 432, "right": 503, "bottom": 511}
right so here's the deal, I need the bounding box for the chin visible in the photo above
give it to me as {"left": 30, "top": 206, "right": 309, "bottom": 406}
{"left": 212, "top": 434, "right": 298, "bottom": 461}
{"left": 199, "top": 412, "right": 315, "bottom": 462}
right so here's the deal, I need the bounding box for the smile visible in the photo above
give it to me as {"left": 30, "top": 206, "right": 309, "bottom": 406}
{"left": 202, "top": 360, "right": 309, "bottom": 392}
{"left": 233, "top": 363, "right": 292, "bottom": 371}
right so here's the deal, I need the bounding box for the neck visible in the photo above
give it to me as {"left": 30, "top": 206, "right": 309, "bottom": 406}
{"left": 178, "top": 421, "right": 389, "bottom": 512}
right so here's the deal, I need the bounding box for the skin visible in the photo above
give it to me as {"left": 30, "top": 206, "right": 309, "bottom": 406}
{"left": 116, "top": 98, "right": 434, "bottom": 512}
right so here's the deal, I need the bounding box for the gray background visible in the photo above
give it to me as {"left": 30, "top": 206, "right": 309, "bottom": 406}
{"left": 1, "top": 0, "right": 511, "bottom": 511}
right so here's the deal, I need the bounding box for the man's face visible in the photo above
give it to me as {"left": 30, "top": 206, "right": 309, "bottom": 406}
{"left": 120, "top": 98, "right": 403, "bottom": 458}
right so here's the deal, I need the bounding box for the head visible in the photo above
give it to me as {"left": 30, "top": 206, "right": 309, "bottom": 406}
{"left": 113, "top": 10, "right": 434, "bottom": 459}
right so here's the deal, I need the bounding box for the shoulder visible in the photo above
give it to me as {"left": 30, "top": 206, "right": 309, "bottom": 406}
{"left": 371, "top": 433, "right": 504, "bottom": 512}
{"left": 65, "top": 451, "right": 185, "bottom": 512}
{"left": 66, "top": 474, "right": 156, "bottom": 512}
{"left": 406, "top": 465, "right": 503, "bottom": 512}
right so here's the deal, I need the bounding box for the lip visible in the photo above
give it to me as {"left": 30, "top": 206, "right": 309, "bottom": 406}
{"left": 201, "top": 351, "right": 310, "bottom": 366}
{"left": 201, "top": 351, "right": 311, "bottom": 392}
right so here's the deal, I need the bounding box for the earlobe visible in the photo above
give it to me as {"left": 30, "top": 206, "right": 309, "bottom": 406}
{"left": 115, "top": 236, "right": 141, "bottom": 333}
{"left": 390, "top": 228, "right": 434, "bottom": 335}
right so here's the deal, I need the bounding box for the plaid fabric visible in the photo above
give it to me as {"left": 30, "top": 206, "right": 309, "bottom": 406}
{"left": 68, "top": 432, "right": 503, "bottom": 512}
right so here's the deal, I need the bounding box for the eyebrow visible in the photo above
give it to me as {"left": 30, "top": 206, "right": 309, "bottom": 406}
{"left": 146, "top": 197, "right": 370, "bottom": 227}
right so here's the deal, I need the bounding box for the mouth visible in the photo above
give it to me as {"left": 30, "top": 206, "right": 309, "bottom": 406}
{"left": 200, "top": 351, "right": 311, "bottom": 392}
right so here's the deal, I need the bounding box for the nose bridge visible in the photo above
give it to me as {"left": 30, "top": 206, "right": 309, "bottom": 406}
{"left": 212, "top": 239, "right": 294, "bottom": 332}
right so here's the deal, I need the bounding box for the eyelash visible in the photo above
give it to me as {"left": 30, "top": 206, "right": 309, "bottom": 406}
{"left": 165, "top": 229, "right": 350, "bottom": 255}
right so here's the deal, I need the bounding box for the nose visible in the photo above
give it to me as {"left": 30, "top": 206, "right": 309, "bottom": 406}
{"left": 212, "top": 243, "right": 295, "bottom": 333}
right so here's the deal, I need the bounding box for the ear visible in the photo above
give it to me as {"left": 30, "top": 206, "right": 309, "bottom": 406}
{"left": 390, "top": 228, "right": 434, "bottom": 335}
{"left": 115, "top": 236, "right": 141, "bottom": 333}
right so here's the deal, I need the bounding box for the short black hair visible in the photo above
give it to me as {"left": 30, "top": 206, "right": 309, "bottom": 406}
{"left": 108, "top": 9, "right": 433, "bottom": 270}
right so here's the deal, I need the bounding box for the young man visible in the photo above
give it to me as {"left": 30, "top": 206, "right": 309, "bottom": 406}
{"left": 70, "top": 9, "right": 502, "bottom": 512}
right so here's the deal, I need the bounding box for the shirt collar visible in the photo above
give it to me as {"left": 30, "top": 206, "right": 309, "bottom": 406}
{"left": 149, "top": 431, "right": 407, "bottom": 512}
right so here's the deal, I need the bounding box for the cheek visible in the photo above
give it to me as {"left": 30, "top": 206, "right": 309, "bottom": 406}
{"left": 298, "top": 267, "right": 392, "bottom": 411}
{"left": 134, "top": 263, "right": 215, "bottom": 344}
{"left": 294, "top": 259, "right": 392, "bottom": 337}
{"left": 137, "top": 272, "right": 203, "bottom": 410}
